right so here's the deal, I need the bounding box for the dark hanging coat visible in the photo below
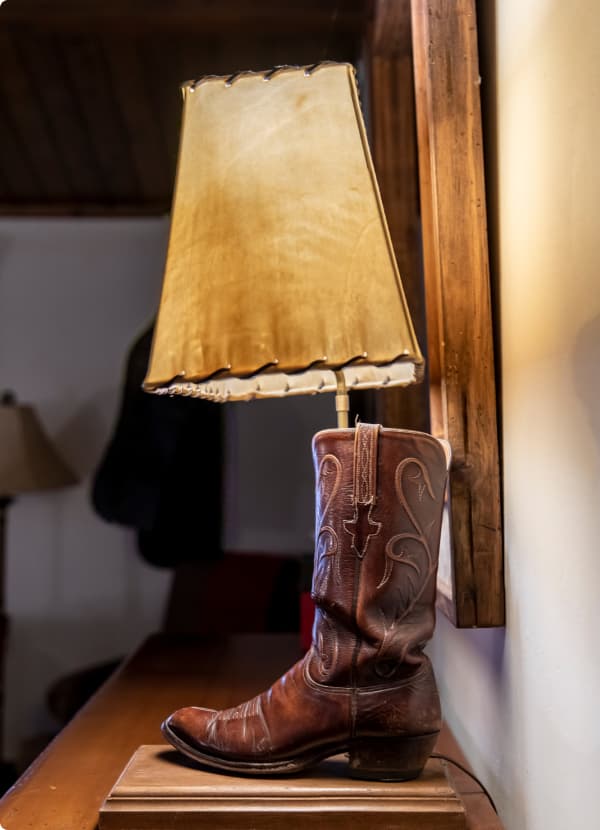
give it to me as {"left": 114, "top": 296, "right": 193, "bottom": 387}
{"left": 92, "top": 325, "right": 223, "bottom": 568}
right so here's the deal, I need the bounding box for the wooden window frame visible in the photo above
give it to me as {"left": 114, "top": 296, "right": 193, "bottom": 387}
{"left": 369, "top": 0, "right": 504, "bottom": 627}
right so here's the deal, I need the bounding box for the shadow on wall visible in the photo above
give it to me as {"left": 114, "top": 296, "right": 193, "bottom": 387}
{"left": 429, "top": 614, "right": 520, "bottom": 821}
{"left": 431, "top": 612, "right": 507, "bottom": 699}
{"left": 573, "top": 313, "right": 600, "bottom": 461}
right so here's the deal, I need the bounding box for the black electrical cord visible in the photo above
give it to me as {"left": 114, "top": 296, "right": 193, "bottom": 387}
{"left": 431, "top": 753, "right": 499, "bottom": 815}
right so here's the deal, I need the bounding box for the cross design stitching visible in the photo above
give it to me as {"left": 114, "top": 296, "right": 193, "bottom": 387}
{"left": 343, "top": 502, "right": 382, "bottom": 559}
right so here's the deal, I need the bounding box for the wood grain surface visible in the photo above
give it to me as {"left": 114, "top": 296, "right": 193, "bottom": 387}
{"left": 411, "top": 0, "right": 504, "bottom": 626}
{"left": 370, "top": 9, "right": 430, "bottom": 434}
{"left": 0, "top": 1, "right": 368, "bottom": 213}
{"left": 100, "top": 745, "right": 466, "bottom": 829}
{"left": 0, "top": 634, "right": 503, "bottom": 829}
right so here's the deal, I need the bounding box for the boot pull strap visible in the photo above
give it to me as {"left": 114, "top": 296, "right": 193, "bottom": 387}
{"left": 352, "top": 423, "right": 380, "bottom": 506}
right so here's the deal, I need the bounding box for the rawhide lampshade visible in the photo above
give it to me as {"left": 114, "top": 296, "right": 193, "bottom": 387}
{"left": 143, "top": 62, "right": 423, "bottom": 405}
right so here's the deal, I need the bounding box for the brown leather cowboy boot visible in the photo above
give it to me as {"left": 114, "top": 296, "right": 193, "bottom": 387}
{"left": 162, "top": 423, "right": 448, "bottom": 780}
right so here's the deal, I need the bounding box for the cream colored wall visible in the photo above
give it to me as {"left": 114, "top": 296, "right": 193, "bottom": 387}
{"left": 429, "top": 2, "right": 600, "bottom": 828}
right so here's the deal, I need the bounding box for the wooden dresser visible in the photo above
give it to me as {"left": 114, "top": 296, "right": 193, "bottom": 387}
{"left": 0, "top": 634, "right": 503, "bottom": 829}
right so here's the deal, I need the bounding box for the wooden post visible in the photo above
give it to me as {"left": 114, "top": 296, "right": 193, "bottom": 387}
{"left": 370, "top": 0, "right": 429, "bottom": 434}
{"left": 411, "top": 0, "right": 504, "bottom": 626}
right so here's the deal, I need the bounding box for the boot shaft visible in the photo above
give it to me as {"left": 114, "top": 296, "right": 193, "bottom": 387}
{"left": 310, "top": 424, "right": 448, "bottom": 687}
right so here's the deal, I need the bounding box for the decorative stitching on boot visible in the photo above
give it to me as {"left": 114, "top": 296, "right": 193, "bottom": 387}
{"left": 314, "top": 525, "right": 340, "bottom": 593}
{"left": 313, "top": 453, "right": 342, "bottom": 596}
{"left": 312, "top": 609, "right": 340, "bottom": 679}
{"left": 304, "top": 651, "right": 427, "bottom": 694}
{"left": 343, "top": 504, "right": 381, "bottom": 559}
{"left": 316, "top": 453, "right": 342, "bottom": 525}
{"left": 345, "top": 423, "right": 381, "bottom": 560}
{"left": 377, "top": 457, "right": 436, "bottom": 601}
{"left": 352, "top": 423, "right": 379, "bottom": 505}
{"left": 348, "top": 423, "right": 380, "bottom": 739}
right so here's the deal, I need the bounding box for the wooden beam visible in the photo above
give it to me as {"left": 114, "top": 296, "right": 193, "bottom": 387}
{"left": 16, "top": 33, "right": 108, "bottom": 199}
{"left": 103, "top": 37, "right": 172, "bottom": 202}
{"left": 0, "top": 202, "right": 170, "bottom": 216}
{"left": 369, "top": 41, "right": 429, "bottom": 432}
{"left": 138, "top": 37, "right": 185, "bottom": 174}
{"left": 0, "top": 1, "right": 368, "bottom": 35}
{"left": 0, "top": 93, "right": 41, "bottom": 201}
{"left": 62, "top": 35, "right": 141, "bottom": 201}
{"left": 411, "top": 0, "right": 504, "bottom": 626}
{"left": 0, "top": 167, "right": 13, "bottom": 203}
{"left": 0, "top": 33, "right": 73, "bottom": 200}
{"left": 372, "top": 0, "right": 411, "bottom": 57}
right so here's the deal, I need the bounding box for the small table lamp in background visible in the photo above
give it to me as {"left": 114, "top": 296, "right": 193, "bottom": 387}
{"left": 0, "top": 391, "right": 77, "bottom": 783}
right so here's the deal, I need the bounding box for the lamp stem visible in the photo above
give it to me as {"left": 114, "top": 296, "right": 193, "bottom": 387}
{"left": 334, "top": 371, "right": 349, "bottom": 429}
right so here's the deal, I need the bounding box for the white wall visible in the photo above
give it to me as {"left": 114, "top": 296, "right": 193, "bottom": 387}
{"left": 0, "top": 217, "right": 329, "bottom": 764}
{"left": 430, "top": 2, "right": 600, "bottom": 828}
{"left": 0, "top": 218, "right": 174, "bottom": 761}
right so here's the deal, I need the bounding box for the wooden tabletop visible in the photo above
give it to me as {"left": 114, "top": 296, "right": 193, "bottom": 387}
{"left": 0, "top": 633, "right": 502, "bottom": 829}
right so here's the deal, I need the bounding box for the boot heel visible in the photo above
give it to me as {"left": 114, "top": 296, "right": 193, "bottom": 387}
{"left": 348, "top": 733, "right": 439, "bottom": 781}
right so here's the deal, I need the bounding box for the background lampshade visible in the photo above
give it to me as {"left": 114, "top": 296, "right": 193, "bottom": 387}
{"left": 144, "top": 62, "right": 423, "bottom": 402}
{"left": 0, "top": 401, "right": 77, "bottom": 496}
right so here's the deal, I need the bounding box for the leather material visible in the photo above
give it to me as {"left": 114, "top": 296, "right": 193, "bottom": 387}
{"left": 165, "top": 425, "right": 448, "bottom": 767}
{"left": 143, "top": 63, "right": 423, "bottom": 401}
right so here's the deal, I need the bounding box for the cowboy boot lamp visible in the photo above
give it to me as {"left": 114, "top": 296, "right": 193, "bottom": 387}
{"left": 144, "top": 63, "right": 449, "bottom": 781}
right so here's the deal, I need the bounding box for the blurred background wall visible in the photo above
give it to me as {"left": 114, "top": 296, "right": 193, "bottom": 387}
{"left": 430, "top": 2, "right": 600, "bottom": 828}
{"left": 0, "top": 218, "right": 172, "bottom": 760}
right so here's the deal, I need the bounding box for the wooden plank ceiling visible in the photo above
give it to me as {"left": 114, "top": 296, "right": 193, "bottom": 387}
{"left": 0, "top": 0, "right": 370, "bottom": 214}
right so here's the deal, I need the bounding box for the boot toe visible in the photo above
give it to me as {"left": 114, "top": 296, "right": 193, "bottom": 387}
{"left": 163, "top": 706, "right": 216, "bottom": 749}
